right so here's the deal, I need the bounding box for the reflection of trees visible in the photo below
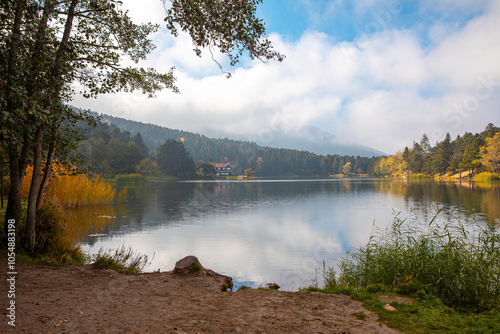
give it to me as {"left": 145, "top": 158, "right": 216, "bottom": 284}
{"left": 62, "top": 205, "right": 117, "bottom": 244}
{"left": 157, "top": 182, "right": 196, "bottom": 219}
{"left": 63, "top": 179, "right": 500, "bottom": 244}
{"left": 118, "top": 183, "right": 150, "bottom": 225}
{"left": 376, "top": 180, "right": 500, "bottom": 226}
{"left": 481, "top": 187, "right": 500, "bottom": 226}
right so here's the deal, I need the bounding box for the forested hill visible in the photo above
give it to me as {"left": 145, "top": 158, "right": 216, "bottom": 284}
{"left": 75, "top": 109, "right": 381, "bottom": 177}
{"left": 90, "top": 111, "right": 383, "bottom": 158}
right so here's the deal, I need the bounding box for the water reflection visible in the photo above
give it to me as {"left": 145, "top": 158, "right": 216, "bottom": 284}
{"left": 62, "top": 179, "right": 500, "bottom": 290}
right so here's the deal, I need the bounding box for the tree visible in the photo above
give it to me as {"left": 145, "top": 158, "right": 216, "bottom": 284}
{"left": 460, "top": 137, "right": 483, "bottom": 175}
{"left": 342, "top": 162, "right": 352, "bottom": 175}
{"left": 195, "top": 163, "right": 216, "bottom": 179}
{"left": 481, "top": 132, "right": 500, "bottom": 173}
{"left": 1, "top": 0, "right": 282, "bottom": 251}
{"left": 135, "top": 158, "right": 159, "bottom": 176}
{"left": 156, "top": 139, "right": 195, "bottom": 177}
{"left": 409, "top": 142, "right": 424, "bottom": 174}
{"left": 431, "top": 133, "right": 452, "bottom": 175}
{"left": 420, "top": 134, "right": 433, "bottom": 174}
{"left": 244, "top": 168, "right": 256, "bottom": 176}
{"left": 132, "top": 133, "right": 149, "bottom": 157}
{"left": 165, "top": 0, "right": 284, "bottom": 74}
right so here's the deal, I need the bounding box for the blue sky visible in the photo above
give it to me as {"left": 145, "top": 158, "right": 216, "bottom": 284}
{"left": 73, "top": 0, "right": 500, "bottom": 154}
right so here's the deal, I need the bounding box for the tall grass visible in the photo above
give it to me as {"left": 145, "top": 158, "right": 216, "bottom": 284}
{"left": 337, "top": 209, "right": 500, "bottom": 311}
{"left": 475, "top": 172, "right": 500, "bottom": 182}
{"left": 48, "top": 173, "right": 116, "bottom": 207}
{"left": 116, "top": 173, "right": 148, "bottom": 183}
{"left": 91, "top": 245, "right": 152, "bottom": 274}
{"left": 22, "top": 164, "right": 117, "bottom": 208}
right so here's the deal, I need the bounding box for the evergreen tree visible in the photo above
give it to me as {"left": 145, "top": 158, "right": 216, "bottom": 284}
{"left": 156, "top": 139, "right": 195, "bottom": 178}
{"left": 431, "top": 133, "right": 452, "bottom": 175}
{"left": 460, "top": 137, "right": 483, "bottom": 174}
{"left": 132, "top": 133, "right": 149, "bottom": 157}
{"left": 409, "top": 142, "right": 424, "bottom": 173}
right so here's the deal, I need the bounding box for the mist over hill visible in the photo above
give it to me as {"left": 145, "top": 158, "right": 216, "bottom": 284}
{"left": 71, "top": 107, "right": 385, "bottom": 176}
{"left": 88, "top": 110, "right": 384, "bottom": 158}
{"left": 224, "top": 126, "right": 386, "bottom": 157}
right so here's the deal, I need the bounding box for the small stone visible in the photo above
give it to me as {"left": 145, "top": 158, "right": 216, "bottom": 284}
{"left": 383, "top": 303, "right": 398, "bottom": 312}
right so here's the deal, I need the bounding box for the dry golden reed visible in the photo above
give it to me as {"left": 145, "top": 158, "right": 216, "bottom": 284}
{"left": 22, "top": 163, "right": 116, "bottom": 208}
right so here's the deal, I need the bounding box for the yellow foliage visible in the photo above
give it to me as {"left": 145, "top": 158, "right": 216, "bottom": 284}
{"left": 22, "top": 162, "right": 116, "bottom": 208}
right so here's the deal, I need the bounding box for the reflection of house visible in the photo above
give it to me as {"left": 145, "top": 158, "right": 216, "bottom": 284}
{"left": 214, "top": 163, "right": 233, "bottom": 176}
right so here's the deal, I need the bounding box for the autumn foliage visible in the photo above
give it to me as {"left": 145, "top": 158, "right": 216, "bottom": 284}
{"left": 22, "top": 163, "right": 116, "bottom": 208}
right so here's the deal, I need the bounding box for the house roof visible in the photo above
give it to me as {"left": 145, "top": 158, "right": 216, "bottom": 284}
{"left": 214, "top": 163, "right": 232, "bottom": 168}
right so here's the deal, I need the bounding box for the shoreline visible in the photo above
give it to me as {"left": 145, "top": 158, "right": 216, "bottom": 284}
{"left": 0, "top": 257, "right": 400, "bottom": 333}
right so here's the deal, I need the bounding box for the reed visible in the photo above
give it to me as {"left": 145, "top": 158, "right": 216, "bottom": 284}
{"left": 475, "top": 172, "right": 500, "bottom": 182}
{"left": 409, "top": 173, "right": 432, "bottom": 180}
{"left": 337, "top": 209, "right": 500, "bottom": 311}
{"left": 116, "top": 173, "right": 148, "bottom": 183}
{"left": 22, "top": 164, "right": 117, "bottom": 208}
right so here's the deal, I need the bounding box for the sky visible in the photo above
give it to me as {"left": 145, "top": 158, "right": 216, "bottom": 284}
{"left": 72, "top": 0, "right": 500, "bottom": 154}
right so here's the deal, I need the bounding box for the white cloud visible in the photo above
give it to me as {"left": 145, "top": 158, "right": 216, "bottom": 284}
{"left": 426, "top": 4, "right": 500, "bottom": 90}
{"left": 73, "top": 0, "right": 500, "bottom": 154}
{"left": 358, "top": 30, "right": 426, "bottom": 87}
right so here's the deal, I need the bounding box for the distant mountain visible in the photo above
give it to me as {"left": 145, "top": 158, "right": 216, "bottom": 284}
{"left": 240, "top": 126, "right": 386, "bottom": 157}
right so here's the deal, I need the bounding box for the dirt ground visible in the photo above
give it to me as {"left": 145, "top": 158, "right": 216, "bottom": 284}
{"left": 0, "top": 259, "right": 401, "bottom": 334}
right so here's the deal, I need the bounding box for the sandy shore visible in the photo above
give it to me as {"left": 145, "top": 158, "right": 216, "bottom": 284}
{"left": 0, "top": 258, "right": 400, "bottom": 333}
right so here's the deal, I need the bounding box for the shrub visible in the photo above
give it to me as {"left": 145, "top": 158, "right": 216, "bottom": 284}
{"left": 18, "top": 203, "right": 87, "bottom": 265}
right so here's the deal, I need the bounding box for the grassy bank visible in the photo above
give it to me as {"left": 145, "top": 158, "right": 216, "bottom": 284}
{"left": 303, "top": 283, "right": 500, "bottom": 333}
{"left": 306, "top": 210, "right": 500, "bottom": 333}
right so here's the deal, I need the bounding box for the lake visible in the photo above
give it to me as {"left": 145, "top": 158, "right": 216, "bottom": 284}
{"left": 63, "top": 178, "right": 500, "bottom": 290}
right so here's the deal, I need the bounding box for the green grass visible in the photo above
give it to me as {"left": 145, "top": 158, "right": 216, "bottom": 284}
{"left": 147, "top": 173, "right": 179, "bottom": 181}
{"left": 338, "top": 209, "right": 500, "bottom": 312}
{"left": 91, "top": 245, "right": 152, "bottom": 275}
{"left": 475, "top": 173, "right": 500, "bottom": 182}
{"left": 116, "top": 173, "right": 148, "bottom": 183}
{"left": 15, "top": 246, "right": 88, "bottom": 266}
{"left": 304, "top": 278, "right": 500, "bottom": 333}
{"left": 306, "top": 209, "right": 500, "bottom": 333}
{"left": 344, "top": 287, "right": 499, "bottom": 334}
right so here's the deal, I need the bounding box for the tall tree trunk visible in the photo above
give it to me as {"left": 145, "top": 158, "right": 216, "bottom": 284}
{"left": 26, "top": 124, "right": 46, "bottom": 254}
{"left": 37, "top": 139, "right": 57, "bottom": 211}
{"left": 5, "top": 143, "right": 22, "bottom": 240}
{"left": 24, "top": 0, "right": 78, "bottom": 251}
{"left": 3, "top": 0, "right": 26, "bottom": 236}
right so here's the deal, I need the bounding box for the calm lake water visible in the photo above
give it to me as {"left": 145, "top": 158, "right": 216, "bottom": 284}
{"left": 63, "top": 179, "right": 500, "bottom": 290}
